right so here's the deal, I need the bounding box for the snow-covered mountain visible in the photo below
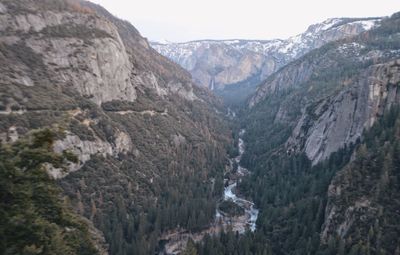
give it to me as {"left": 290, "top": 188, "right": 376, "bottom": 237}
{"left": 151, "top": 17, "right": 381, "bottom": 98}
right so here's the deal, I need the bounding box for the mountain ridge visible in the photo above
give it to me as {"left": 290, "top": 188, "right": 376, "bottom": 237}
{"left": 0, "top": 0, "right": 232, "bottom": 254}
{"left": 193, "top": 11, "right": 400, "bottom": 255}
{"left": 151, "top": 17, "right": 382, "bottom": 104}
{"left": 1, "top": 1, "right": 400, "bottom": 254}
{"left": 247, "top": 13, "right": 400, "bottom": 164}
{"left": 152, "top": 16, "right": 383, "bottom": 45}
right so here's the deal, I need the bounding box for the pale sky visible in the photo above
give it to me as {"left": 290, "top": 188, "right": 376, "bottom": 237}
{"left": 89, "top": 0, "right": 399, "bottom": 42}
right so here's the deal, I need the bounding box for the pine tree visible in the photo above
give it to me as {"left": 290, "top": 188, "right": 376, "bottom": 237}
{"left": 182, "top": 239, "right": 198, "bottom": 255}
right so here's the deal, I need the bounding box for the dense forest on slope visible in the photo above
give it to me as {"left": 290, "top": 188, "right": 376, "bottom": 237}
{"left": 1, "top": 0, "right": 399, "bottom": 254}
{"left": 192, "top": 11, "right": 400, "bottom": 255}
{"left": 244, "top": 11, "right": 400, "bottom": 172}
{"left": 0, "top": 0, "right": 232, "bottom": 254}
{"left": 193, "top": 101, "right": 400, "bottom": 255}
{"left": 321, "top": 105, "right": 400, "bottom": 254}
{"left": 0, "top": 129, "right": 102, "bottom": 255}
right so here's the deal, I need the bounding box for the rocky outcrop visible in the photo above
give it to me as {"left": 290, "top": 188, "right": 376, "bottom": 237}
{"left": 248, "top": 15, "right": 400, "bottom": 164}
{"left": 0, "top": 1, "right": 231, "bottom": 254}
{"left": 319, "top": 102, "right": 400, "bottom": 254}
{"left": 287, "top": 60, "right": 400, "bottom": 163}
{"left": 0, "top": 0, "right": 198, "bottom": 106}
{"left": 248, "top": 57, "right": 321, "bottom": 107}
{"left": 319, "top": 60, "right": 400, "bottom": 244}
{"left": 321, "top": 169, "right": 373, "bottom": 243}
{"left": 49, "top": 130, "right": 132, "bottom": 178}
{"left": 0, "top": 3, "right": 137, "bottom": 105}
{"left": 249, "top": 41, "right": 369, "bottom": 107}
{"left": 152, "top": 18, "right": 381, "bottom": 93}
{"left": 240, "top": 13, "right": 400, "bottom": 254}
{"left": 0, "top": 0, "right": 209, "bottom": 177}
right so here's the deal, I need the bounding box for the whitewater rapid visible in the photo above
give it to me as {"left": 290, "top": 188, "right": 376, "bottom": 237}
{"left": 216, "top": 129, "right": 259, "bottom": 233}
{"left": 159, "top": 130, "right": 259, "bottom": 254}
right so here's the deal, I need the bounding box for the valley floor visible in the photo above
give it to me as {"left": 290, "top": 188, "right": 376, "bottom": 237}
{"left": 159, "top": 130, "right": 258, "bottom": 254}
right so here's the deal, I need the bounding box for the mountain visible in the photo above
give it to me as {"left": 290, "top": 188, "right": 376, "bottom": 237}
{"left": 151, "top": 17, "right": 381, "bottom": 105}
{"left": 248, "top": 13, "right": 400, "bottom": 165}
{"left": 0, "top": 0, "right": 231, "bottom": 254}
{"left": 2, "top": 0, "right": 400, "bottom": 254}
{"left": 219, "top": 11, "right": 400, "bottom": 255}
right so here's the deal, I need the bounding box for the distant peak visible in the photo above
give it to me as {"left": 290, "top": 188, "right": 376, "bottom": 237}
{"left": 153, "top": 39, "right": 175, "bottom": 45}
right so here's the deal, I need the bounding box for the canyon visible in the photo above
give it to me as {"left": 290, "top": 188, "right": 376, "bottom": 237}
{"left": 160, "top": 130, "right": 258, "bottom": 254}
{"left": 152, "top": 17, "right": 381, "bottom": 105}
{"left": 0, "top": 0, "right": 399, "bottom": 254}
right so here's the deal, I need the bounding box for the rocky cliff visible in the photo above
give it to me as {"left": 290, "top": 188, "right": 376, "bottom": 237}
{"left": 0, "top": 0, "right": 231, "bottom": 254}
{"left": 248, "top": 14, "right": 400, "bottom": 165}
{"left": 237, "top": 11, "right": 400, "bottom": 255}
{"left": 321, "top": 107, "right": 400, "bottom": 253}
{"left": 152, "top": 17, "right": 381, "bottom": 99}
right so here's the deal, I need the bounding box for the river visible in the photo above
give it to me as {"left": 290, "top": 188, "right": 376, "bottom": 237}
{"left": 159, "top": 129, "right": 258, "bottom": 254}
{"left": 215, "top": 129, "right": 259, "bottom": 233}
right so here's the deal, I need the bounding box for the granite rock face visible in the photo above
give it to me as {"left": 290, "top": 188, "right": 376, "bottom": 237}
{"left": 242, "top": 13, "right": 400, "bottom": 253}
{"left": 152, "top": 18, "right": 381, "bottom": 92}
{"left": 289, "top": 61, "right": 400, "bottom": 164}
{"left": 49, "top": 130, "right": 132, "bottom": 178}
{"left": 0, "top": 0, "right": 217, "bottom": 178}
{"left": 0, "top": 5, "right": 137, "bottom": 105}
{"left": 249, "top": 16, "right": 400, "bottom": 165}
{"left": 0, "top": 0, "right": 198, "bottom": 107}
{"left": 0, "top": 0, "right": 232, "bottom": 253}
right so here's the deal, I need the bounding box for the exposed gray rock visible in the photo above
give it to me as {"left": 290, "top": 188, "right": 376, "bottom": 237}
{"left": 0, "top": 2, "right": 199, "bottom": 106}
{"left": 0, "top": 1, "right": 231, "bottom": 254}
{"left": 248, "top": 20, "right": 400, "bottom": 164}
{"left": 320, "top": 157, "right": 379, "bottom": 244}
{"left": 172, "top": 133, "right": 186, "bottom": 146}
{"left": 0, "top": 126, "right": 20, "bottom": 143}
{"left": 0, "top": 3, "right": 6, "bottom": 14}
{"left": 152, "top": 18, "right": 381, "bottom": 92}
{"left": 286, "top": 61, "right": 400, "bottom": 164}
{"left": 50, "top": 129, "right": 132, "bottom": 178}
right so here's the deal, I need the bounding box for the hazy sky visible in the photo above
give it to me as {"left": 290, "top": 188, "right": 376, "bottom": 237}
{"left": 89, "top": 0, "right": 399, "bottom": 42}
